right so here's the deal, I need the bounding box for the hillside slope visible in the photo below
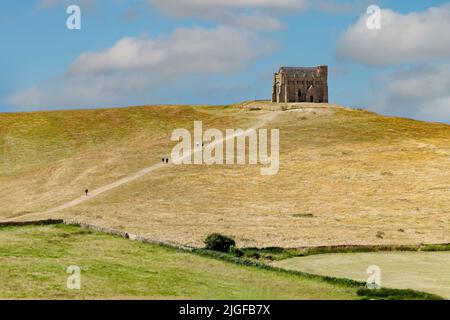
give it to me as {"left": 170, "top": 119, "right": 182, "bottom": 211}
{"left": 1, "top": 102, "right": 450, "bottom": 248}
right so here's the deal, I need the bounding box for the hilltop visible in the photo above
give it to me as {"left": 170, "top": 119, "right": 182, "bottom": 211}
{"left": 1, "top": 102, "right": 450, "bottom": 248}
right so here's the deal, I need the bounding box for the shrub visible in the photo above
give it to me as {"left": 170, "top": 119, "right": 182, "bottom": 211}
{"left": 230, "top": 246, "right": 244, "bottom": 257}
{"left": 245, "top": 251, "right": 261, "bottom": 259}
{"left": 204, "top": 233, "right": 236, "bottom": 253}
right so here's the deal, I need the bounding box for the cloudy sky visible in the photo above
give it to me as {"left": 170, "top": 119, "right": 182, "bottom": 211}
{"left": 1, "top": 0, "right": 450, "bottom": 122}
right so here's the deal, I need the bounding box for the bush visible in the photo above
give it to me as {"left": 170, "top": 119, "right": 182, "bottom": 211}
{"left": 204, "top": 233, "right": 236, "bottom": 253}
{"left": 245, "top": 251, "right": 261, "bottom": 259}
{"left": 230, "top": 246, "right": 244, "bottom": 257}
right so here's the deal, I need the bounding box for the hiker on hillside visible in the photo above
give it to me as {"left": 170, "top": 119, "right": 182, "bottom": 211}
{"left": 166, "top": 158, "right": 169, "bottom": 164}
{"left": 85, "top": 189, "right": 89, "bottom": 197}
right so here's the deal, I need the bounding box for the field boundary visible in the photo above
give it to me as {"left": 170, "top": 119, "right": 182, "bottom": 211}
{"left": 289, "top": 243, "right": 450, "bottom": 256}
{"left": 237, "top": 243, "right": 450, "bottom": 262}
{"left": 0, "top": 219, "right": 63, "bottom": 227}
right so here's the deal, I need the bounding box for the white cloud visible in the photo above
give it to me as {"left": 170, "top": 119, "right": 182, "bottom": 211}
{"left": 337, "top": 4, "right": 450, "bottom": 66}
{"left": 371, "top": 64, "right": 450, "bottom": 122}
{"left": 7, "top": 26, "right": 274, "bottom": 110}
{"left": 70, "top": 26, "right": 270, "bottom": 76}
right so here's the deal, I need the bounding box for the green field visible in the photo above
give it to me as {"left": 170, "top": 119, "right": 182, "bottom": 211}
{"left": 273, "top": 251, "right": 450, "bottom": 299}
{"left": 0, "top": 224, "right": 363, "bottom": 300}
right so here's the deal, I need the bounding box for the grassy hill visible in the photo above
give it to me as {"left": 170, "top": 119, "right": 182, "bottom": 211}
{"left": 1, "top": 102, "right": 450, "bottom": 248}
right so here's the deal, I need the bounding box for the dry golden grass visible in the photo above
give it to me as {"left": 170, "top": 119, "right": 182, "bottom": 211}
{"left": 0, "top": 105, "right": 253, "bottom": 216}
{"left": 2, "top": 102, "right": 450, "bottom": 248}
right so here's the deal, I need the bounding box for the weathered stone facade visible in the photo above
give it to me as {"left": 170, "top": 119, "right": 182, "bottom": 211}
{"left": 272, "top": 66, "right": 328, "bottom": 103}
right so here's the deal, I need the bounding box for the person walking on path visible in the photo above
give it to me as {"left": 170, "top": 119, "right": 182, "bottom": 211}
{"left": 85, "top": 189, "right": 89, "bottom": 197}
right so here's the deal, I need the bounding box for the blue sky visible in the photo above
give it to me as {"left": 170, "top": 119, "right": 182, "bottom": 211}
{"left": 2, "top": 0, "right": 450, "bottom": 122}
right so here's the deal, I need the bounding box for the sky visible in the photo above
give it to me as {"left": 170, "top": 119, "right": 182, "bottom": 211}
{"left": 1, "top": 0, "right": 450, "bottom": 123}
